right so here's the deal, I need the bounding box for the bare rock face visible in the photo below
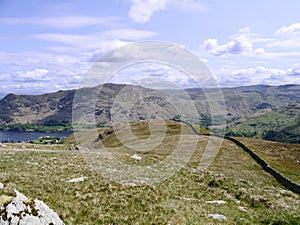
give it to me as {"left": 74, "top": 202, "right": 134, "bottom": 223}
{"left": 0, "top": 190, "right": 64, "bottom": 225}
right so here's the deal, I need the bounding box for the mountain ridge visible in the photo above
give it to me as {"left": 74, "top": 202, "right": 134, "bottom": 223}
{"left": 0, "top": 83, "right": 299, "bottom": 143}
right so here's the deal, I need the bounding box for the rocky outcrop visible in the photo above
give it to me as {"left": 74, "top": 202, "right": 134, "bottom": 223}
{"left": 0, "top": 190, "right": 64, "bottom": 225}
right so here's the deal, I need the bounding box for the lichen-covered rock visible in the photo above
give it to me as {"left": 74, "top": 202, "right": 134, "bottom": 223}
{"left": 0, "top": 190, "right": 64, "bottom": 225}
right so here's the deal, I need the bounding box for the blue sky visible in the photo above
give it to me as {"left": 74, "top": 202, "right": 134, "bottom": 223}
{"left": 0, "top": 0, "right": 300, "bottom": 94}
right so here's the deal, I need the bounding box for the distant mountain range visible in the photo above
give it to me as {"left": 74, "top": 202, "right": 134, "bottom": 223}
{"left": 0, "top": 83, "right": 299, "bottom": 143}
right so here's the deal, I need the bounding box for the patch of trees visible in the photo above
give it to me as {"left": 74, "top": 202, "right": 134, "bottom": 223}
{"left": 0, "top": 122, "right": 72, "bottom": 132}
{"left": 262, "top": 130, "right": 300, "bottom": 144}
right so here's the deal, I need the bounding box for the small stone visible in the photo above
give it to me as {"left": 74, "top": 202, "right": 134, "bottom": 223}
{"left": 131, "top": 154, "right": 142, "bottom": 160}
{"left": 68, "top": 177, "right": 87, "bottom": 183}
{"left": 208, "top": 214, "right": 227, "bottom": 220}
{"left": 0, "top": 182, "right": 3, "bottom": 189}
{"left": 206, "top": 200, "right": 226, "bottom": 204}
{"left": 238, "top": 206, "right": 248, "bottom": 212}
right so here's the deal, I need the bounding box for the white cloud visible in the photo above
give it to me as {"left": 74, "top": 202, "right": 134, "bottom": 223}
{"left": 254, "top": 48, "right": 265, "bottom": 55}
{"left": 127, "top": 0, "right": 206, "bottom": 23}
{"left": 275, "top": 22, "right": 300, "bottom": 37}
{"left": 216, "top": 66, "right": 300, "bottom": 87}
{"left": 15, "top": 69, "right": 50, "bottom": 82}
{"left": 0, "top": 51, "right": 84, "bottom": 68}
{"left": 0, "top": 16, "right": 119, "bottom": 29}
{"left": 33, "top": 33, "right": 97, "bottom": 48}
{"left": 0, "top": 68, "right": 84, "bottom": 94}
{"left": 32, "top": 29, "right": 156, "bottom": 52}
{"left": 267, "top": 22, "right": 300, "bottom": 49}
{"left": 203, "top": 37, "right": 253, "bottom": 56}
{"left": 107, "top": 62, "right": 195, "bottom": 88}
{"left": 88, "top": 39, "right": 131, "bottom": 61}
{"left": 0, "top": 51, "right": 90, "bottom": 94}
{"left": 267, "top": 37, "right": 300, "bottom": 49}
{"left": 202, "top": 27, "right": 278, "bottom": 57}
{"left": 128, "top": 0, "right": 167, "bottom": 23}
{"left": 202, "top": 27, "right": 264, "bottom": 56}
{"left": 98, "top": 29, "right": 157, "bottom": 40}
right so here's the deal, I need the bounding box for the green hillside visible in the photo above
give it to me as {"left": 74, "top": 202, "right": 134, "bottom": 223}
{"left": 226, "top": 106, "right": 300, "bottom": 143}
{"left": 1, "top": 120, "right": 299, "bottom": 224}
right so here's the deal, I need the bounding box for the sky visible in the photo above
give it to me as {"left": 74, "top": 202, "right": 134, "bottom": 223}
{"left": 0, "top": 0, "right": 300, "bottom": 95}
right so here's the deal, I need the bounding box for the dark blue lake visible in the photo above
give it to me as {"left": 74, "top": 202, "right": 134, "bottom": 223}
{"left": 0, "top": 130, "right": 73, "bottom": 142}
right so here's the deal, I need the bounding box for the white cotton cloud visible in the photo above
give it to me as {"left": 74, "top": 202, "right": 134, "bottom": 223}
{"left": 202, "top": 27, "right": 276, "bottom": 57}
{"left": 275, "top": 22, "right": 300, "bottom": 37}
{"left": 0, "top": 68, "right": 84, "bottom": 94}
{"left": 0, "top": 51, "right": 90, "bottom": 95}
{"left": 107, "top": 62, "right": 195, "bottom": 89}
{"left": 203, "top": 37, "right": 253, "bottom": 56}
{"left": 128, "top": 0, "right": 167, "bottom": 23}
{"left": 254, "top": 48, "right": 266, "bottom": 55}
{"left": 15, "top": 69, "right": 50, "bottom": 82}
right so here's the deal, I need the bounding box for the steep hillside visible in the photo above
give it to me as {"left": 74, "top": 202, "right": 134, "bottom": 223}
{"left": 226, "top": 105, "right": 300, "bottom": 143}
{"left": 0, "top": 83, "right": 299, "bottom": 143}
{"left": 0, "top": 90, "right": 75, "bottom": 125}
{"left": 0, "top": 84, "right": 178, "bottom": 127}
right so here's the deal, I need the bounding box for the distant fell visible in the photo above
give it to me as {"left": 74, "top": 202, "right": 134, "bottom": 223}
{"left": 0, "top": 83, "right": 299, "bottom": 143}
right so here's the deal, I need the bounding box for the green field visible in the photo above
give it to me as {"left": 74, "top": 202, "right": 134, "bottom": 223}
{"left": 0, "top": 121, "right": 299, "bottom": 224}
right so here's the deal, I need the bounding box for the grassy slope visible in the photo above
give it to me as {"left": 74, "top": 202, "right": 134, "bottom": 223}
{"left": 235, "top": 137, "right": 300, "bottom": 184}
{"left": 0, "top": 121, "right": 299, "bottom": 224}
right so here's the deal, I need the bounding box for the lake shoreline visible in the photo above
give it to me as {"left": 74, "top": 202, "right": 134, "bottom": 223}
{"left": 0, "top": 130, "right": 73, "bottom": 143}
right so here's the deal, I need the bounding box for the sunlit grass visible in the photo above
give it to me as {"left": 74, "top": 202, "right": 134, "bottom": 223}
{"left": 0, "top": 121, "right": 299, "bottom": 224}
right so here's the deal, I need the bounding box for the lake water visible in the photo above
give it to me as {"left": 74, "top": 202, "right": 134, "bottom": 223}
{"left": 0, "top": 130, "right": 73, "bottom": 142}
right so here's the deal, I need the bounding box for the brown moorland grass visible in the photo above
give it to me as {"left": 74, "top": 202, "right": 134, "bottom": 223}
{"left": 235, "top": 137, "right": 300, "bottom": 184}
{"left": 0, "top": 121, "right": 299, "bottom": 224}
